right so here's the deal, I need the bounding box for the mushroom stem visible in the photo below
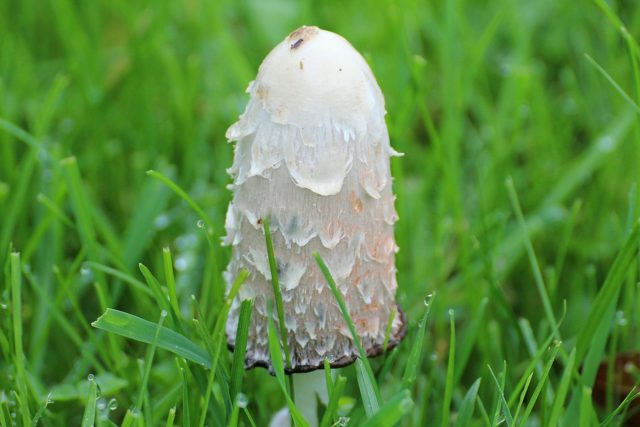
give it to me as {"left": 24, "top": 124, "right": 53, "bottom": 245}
{"left": 293, "top": 369, "right": 330, "bottom": 427}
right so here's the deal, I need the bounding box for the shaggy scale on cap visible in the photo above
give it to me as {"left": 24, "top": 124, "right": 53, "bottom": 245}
{"left": 224, "top": 26, "right": 406, "bottom": 373}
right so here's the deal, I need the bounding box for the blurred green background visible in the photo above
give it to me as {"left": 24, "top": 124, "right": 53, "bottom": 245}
{"left": 1, "top": 0, "right": 639, "bottom": 425}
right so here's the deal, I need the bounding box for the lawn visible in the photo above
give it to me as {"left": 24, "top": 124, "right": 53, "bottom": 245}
{"left": 1, "top": 0, "right": 640, "bottom": 426}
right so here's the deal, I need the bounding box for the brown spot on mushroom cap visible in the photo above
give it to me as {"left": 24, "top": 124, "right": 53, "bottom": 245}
{"left": 288, "top": 26, "right": 319, "bottom": 50}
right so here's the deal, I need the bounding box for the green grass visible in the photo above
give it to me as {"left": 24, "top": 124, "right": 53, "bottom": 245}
{"left": 1, "top": 0, "right": 640, "bottom": 425}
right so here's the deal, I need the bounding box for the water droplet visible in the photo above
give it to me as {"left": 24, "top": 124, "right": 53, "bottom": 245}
{"left": 615, "top": 310, "right": 628, "bottom": 326}
{"left": 174, "top": 256, "right": 189, "bottom": 271}
{"left": 154, "top": 214, "right": 170, "bottom": 229}
{"left": 0, "top": 303, "right": 7, "bottom": 310}
{"left": 87, "top": 374, "right": 95, "bottom": 381}
{"left": 108, "top": 398, "right": 118, "bottom": 411}
{"left": 597, "top": 136, "right": 614, "bottom": 152}
{"left": 80, "top": 267, "right": 94, "bottom": 283}
{"left": 338, "top": 416, "right": 350, "bottom": 426}
{"left": 196, "top": 219, "right": 205, "bottom": 229}
{"left": 235, "top": 393, "right": 248, "bottom": 408}
{"left": 96, "top": 383, "right": 102, "bottom": 398}
{"left": 160, "top": 309, "right": 168, "bottom": 318}
{"left": 97, "top": 398, "right": 107, "bottom": 411}
{"left": 423, "top": 293, "right": 434, "bottom": 306}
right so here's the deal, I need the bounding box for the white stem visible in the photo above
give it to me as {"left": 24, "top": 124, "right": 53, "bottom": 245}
{"left": 293, "top": 370, "right": 331, "bottom": 427}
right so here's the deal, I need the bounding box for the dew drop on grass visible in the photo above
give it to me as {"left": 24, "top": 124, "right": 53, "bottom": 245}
{"left": 80, "top": 267, "right": 94, "bottom": 282}
{"left": 338, "top": 416, "right": 350, "bottom": 426}
{"left": 87, "top": 373, "right": 95, "bottom": 381}
{"left": 97, "top": 398, "right": 107, "bottom": 411}
{"left": 423, "top": 293, "right": 434, "bottom": 307}
{"left": 616, "top": 310, "right": 628, "bottom": 326}
{"left": 235, "top": 393, "right": 249, "bottom": 408}
{"left": 196, "top": 219, "right": 205, "bottom": 229}
{"left": 161, "top": 309, "right": 168, "bottom": 318}
{"left": 108, "top": 398, "right": 118, "bottom": 411}
{"left": 154, "top": 214, "right": 170, "bottom": 229}
{"left": 174, "top": 256, "right": 188, "bottom": 271}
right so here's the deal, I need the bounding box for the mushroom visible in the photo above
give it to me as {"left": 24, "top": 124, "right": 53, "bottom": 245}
{"left": 223, "top": 26, "right": 406, "bottom": 425}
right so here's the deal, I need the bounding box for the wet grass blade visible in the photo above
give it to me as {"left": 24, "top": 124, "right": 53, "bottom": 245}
{"left": 81, "top": 377, "right": 97, "bottom": 427}
{"left": 360, "top": 389, "right": 413, "bottom": 427}
{"left": 576, "top": 220, "right": 640, "bottom": 368}
{"left": 92, "top": 309, "right": 210, "bottom": 368}
{"left": 263, "top": 218, "right": 292, "bottom": 371}
{"left": 267, "top": 303, "right": 310, "bottom": 427}
{"left": 135, "top": 311, "right": 168, "bottom": 413}
{"left": 230, "top": 299, "right": 253, "bottom": 399}
{"left": 402, "top": 292, "right": 434, "bottom": 387}
{"left": 84, "top": 261, "right": 153, "bottom": 297}
{"left": 548, "top": 349, "right": 576, "bottom": 426}
{"left": 314, "top": 253, "right": 381, "bottom": 416}
{"left": 517, "top": 345, "right": 561, "bottom": 427}
{"left": 507, "top": 177, "right": 559, "bottom": 336}
{"left": 455, "top": 378, "right": 482, "bottom": 427}
{"left": 146, "top": 170, "right": 214, "bottom": 233}
{"left": 320, "top": 375, "right": 347, "bottom": 427}
{"left": 441, "top": 309, "right": 457, "bottom": 427}
{"left": 11, "top": 253, "right": 31, "bottom": 425}
{"left": 487, "top": 364, "right": 513, "bottom": 427}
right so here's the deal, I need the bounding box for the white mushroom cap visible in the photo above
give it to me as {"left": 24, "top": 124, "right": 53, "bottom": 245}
{"left": 244, "top": 26, "right": 382, "bottom": 132}
{"left": 224, "top": 26, "right": 405, "bottom": 373}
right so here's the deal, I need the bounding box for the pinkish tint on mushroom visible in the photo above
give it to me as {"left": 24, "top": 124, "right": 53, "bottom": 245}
{"left": 223, "top": 26, "right": 406, "bottom": 425}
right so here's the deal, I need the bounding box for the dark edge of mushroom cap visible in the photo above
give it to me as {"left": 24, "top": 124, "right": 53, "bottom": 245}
{"left": 227, "top": 305, "right": 408, "bottom": 375}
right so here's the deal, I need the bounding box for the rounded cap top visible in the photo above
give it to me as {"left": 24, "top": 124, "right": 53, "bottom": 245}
{"left": 252, "top": 26, "right": 384, "bottom": 129}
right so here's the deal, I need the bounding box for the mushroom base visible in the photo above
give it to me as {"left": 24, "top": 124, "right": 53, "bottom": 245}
{"left": 227, "top": 305, "right": 407, "bottom": 374}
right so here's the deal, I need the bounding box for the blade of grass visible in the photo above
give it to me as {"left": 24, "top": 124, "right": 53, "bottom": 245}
{"left": 11, "top": 252, "right": 31, "bottom": 425}
{"left": 360, "top": 389, "right": 413, "bottom": 427}
{"left": 135, "top": 310, "right": 168, "bottom": 413}
{"left": 92, "top": 309, "right": 210, "bottom": 367}
{"left": 584, "top": 54, "right": 640, "bottom": 114}
{"left": 81, "top": 376, "right": 97, "bottom": 427}
{"left": 181, "top": 365, "right": 191, "bottom": 427}
{"left": 139, "top": 263, "right": 173, "bottom": 313}
{"left": 402, "top": 292, "right": 435, "bottom": 387}
{"left": 576, "top": 220, "right": 640, "bottom": 368}
{"left": 549, "top": 348, "right": 576, "bottom": 427}
{"left": 600, "top": 387, "right": 639, "bottom": 427}
{"left": 579, "top": 387, "right": 594, "bottom": 427}
{"left": 84, "top": 261, "right": 153, "bottom": 297}
{"left": 166, "top": 407, "right": 176, "bottom": 427}
{"left": 455, "top": 378, "right": 482, "bottom": 427}
{"left": 506, "top": 177, "right": 560, "bottom": 337}
{"left": 441, "top": 309, "right": 456, "bottom": 427}
{"left": 263, "top": 218, "right": 292, "bottom": 371}
{"left": 455, "top": 297, "right": 488, "bottom": 384}
{"left": 314, "top": 253, "right": 381, "bottom": 416}
{"left": 517, "top": 344, "right": 561, "bottom": 427}
{"left": 320, "top": 375, "right": 347, "bottom": 427}
{"left": 512, "top": 373, "right": 533, "bottom": 426}
{"left": 163, "top": 247, "right": 181, "bottom": 319}
{"left": 230, "top": 299, "right": 253, "bottom": 399}
{"left": 267, "top": 302, "right": 310, "bottom": 427}
{"left": 487, "top": 363, "right": 513, "bottom": 427}
{"left": 145, "top": 170, "right": 214, "bottom": 233}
